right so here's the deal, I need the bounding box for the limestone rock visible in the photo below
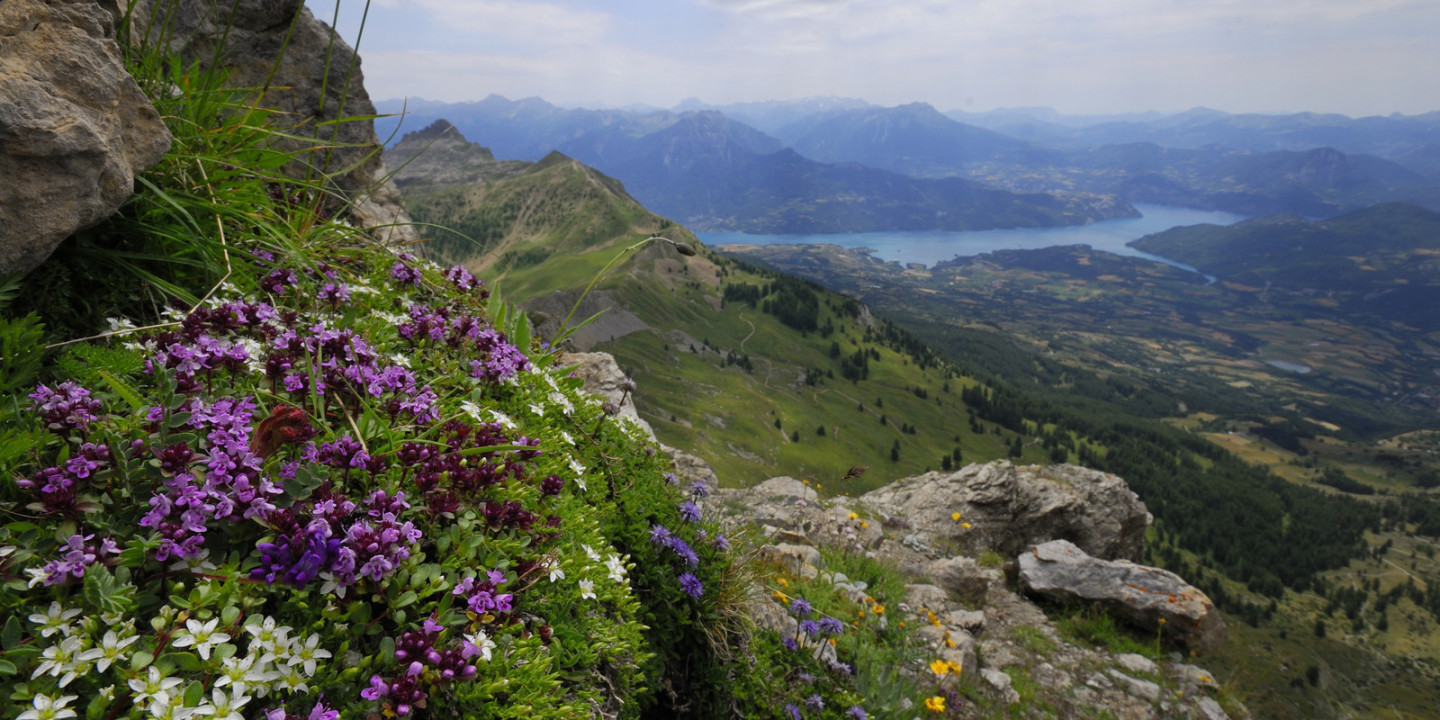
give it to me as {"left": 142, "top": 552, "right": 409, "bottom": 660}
{"left": 904, "top": 583, "right": 949, "bottom": 611}
{"left": 1018, "top": 540, "right": 1226, "bottom": 654}
{"left": 862, "top": 460, "right": 1150, "bottom": 562}
{"left": 0, "top": 0, "right": 171, "bottom": 275}
{"left": 982, "top": 668, "right": 1020, "bottom": 704}
{"left": 759, "top": 543, "right": 823, "bottom": 577}
{"left": 1116, "top": 653, "right": 1158, "bottom": 676}
{"left": 560, "top": 352, "right": 653, "bottom": 439}
{"left": 118, "top": 0, "right": 416, "bottom": 243}
{"left": 927, "top": 556, "right": 991, "bottom": 602}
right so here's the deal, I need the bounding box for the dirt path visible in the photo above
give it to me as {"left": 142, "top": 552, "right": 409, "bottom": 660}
{"left": 739, "top": 314, "right": 756, "bottom": 353}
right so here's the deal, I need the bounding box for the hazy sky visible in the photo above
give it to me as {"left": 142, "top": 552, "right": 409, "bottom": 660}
{"left": 313, "top": 0, "right": 1440, "bottom": 117}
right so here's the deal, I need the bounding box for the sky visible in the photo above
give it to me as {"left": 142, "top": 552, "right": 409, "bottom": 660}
{"left": 310, "top": 0, "right": 1440, "bottom": 117}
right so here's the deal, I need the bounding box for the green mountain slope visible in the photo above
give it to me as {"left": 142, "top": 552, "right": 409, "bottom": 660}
{"left": 392, "top": 131, "right": 1045, "bottom": 490}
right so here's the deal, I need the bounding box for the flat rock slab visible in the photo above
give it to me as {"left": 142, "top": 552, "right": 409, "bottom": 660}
{"left": 1018, "top": 540, "right": 1226, "bottom": 654}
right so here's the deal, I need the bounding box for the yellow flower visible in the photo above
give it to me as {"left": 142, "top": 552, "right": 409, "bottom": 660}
{"left": 948, "top": 660, "right": 963, "bottom": 674}
{"left": 777, "top": 577, "right": 789, "bottom": 587}
{"left": 945, "top": 637, "right": 956, "bottom": 648}
{"left": 860, "top": 521, "right": 869, "bottom": 529}
{"left": 872, "top": 604, "right": 885, "bottom": 615}
{"left": 774, "top": 591, "right": 789, "bottom": 604}
{"left": 1159, "top": 618, "right": 1167, "bottom": 625}
{"left": 925, "top": 696, "right": 946, "bottom": 713}
{"left": 951, "top": 512, "right": 961, "bottom": 522}
{"left": 848, "top": 512, "right": 859, "bottom": 520}
{"left": 899, "top": 621, "right": 906, "bottom": 628}
{"left": 961, "top": 522, "right": 972, "bottom": 530}
{"left": 930, "top": 659, "right": 952, "bottom": 676}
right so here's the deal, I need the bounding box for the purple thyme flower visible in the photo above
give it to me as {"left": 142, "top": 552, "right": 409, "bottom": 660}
{"left": 712, "top": 533, "right": 731, "bottom": 552}
{"left": 29, "top": 381, "right": 103, "bottom": 434}
{"left": 443, "top": 265, "right": 480, "bottom": 292}
{"left": 849, "top": 707, "right": 868, "bottom": 719}
{"left": 390, "top": 261, "right": 423, "bottom": 287}
{"left": 805, "top": 695, "right": 824, "bottom": 712}
{"left": 678, "top": 572, "right": 703, "bottom": 598}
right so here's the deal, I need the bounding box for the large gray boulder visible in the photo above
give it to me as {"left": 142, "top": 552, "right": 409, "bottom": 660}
{"left": 0, "top": 0, "right": 171, "bottom": 276}
{"left": 863, "top": 460, "right": 1150, "bottom": 562}
{"left": 117, "top": 0, "right": 416, "bottom": 243}
{"left": 1018, "top": 540, "right": 1226, "bottom": 654}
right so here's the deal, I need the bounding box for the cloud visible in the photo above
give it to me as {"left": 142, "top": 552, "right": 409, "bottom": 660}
{"left": 338, "top": 0, "right": 1440, "bottom": 116}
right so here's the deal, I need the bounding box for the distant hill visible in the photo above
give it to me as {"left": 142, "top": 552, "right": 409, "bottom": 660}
{"left": 775, "top": 102, "right": 1056, "bottom": 176}
{"left": 1131, "top": 202, "right": 1440, "bottom": 331}
{"left": 671, "top": 96, "right": 875, "bottom": 136}
{"left": 947, "top": 106, "right": 1440, "bottom": 160}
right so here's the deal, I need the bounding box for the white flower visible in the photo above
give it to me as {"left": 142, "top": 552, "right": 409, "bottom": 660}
{"left": 318, "top": 571, "right": 347, "bottom": 599}
{"left": 32, "top": 636, "right": 86, "bottom": 686}
{"left": 77, "top": 630, "right": 139, "bottom": 672}
{"left": 288, "top": 634, "right": 331, "bottom": 677}
{"left": 206, "top": 688, "right": 250, "bottom": 720}
{"left": 605, "top": 554, "right": 628, "bottom": 583}
{"left": 569, "top": 457, "right": 588, "bottom": 490}
{"left": 17, "top": 693, "right": 77, "bottom": 720}
{"left": 105, "top": 317, "right": 137, "bottom": 333}
{"left": 545, "top": 558, "right": 565, "bottom": 583}
{"left": 243, "top": 616, "right": 292, "bottom": 660}
{"left": 560, "top": 430, "right": 575, "bottom": 445}
{"left": 461, "top": 400, "right": 484, "bottom": 422}
{"left": 28, "top": 603, "right": 82, "bottom": 638}
{"left": 464, "top": 630, "right": 495, "bottom": 662}
{"left": 274, "top": 665, "right": 309, "bottom": 694}
{"left": 528, "top": 403, "right": 545, "bottom": 417}
{"left": 172, "top": 617, "right": 231, "bottom": 660}
{"left": 579, "top": 579, "right": 596, "bottom": 600}
{"left": 582, "top": 545, "right": 601, "bottom": 562}
{"left": 389, "top": 353, "right": 411, "bottom": 368}
{"left": 128, "top": 666, "right": 182, "bottom": 708}
{"left": 215, "top": 653, "right": 256, "bottom": 695}
{"left": 490, "top": 410, "right": 517, "bottom": 430}
{"left": 97, "top": 686, "right": 115, "bottom": 702}
{"left": 548, "top": 391, "right": 574, "bottom": 416}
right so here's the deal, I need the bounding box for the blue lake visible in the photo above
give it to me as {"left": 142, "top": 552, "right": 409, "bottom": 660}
{"left": 700, "top": 204, "right": 1245, "bottom": 273}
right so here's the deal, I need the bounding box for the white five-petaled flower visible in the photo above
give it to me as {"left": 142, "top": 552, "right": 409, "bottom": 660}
{"left": 172, "top": 617, "right": 231, "bottom": 660}
{"left": 288, "top": 634, "right": 331, "bottom": 676}
{"left": 389, "top": 353, "right": 411, "bottom": 368}
{"left": 31, "top": 636, "right": 86, "bottom": 686}
{"left": 461, "top": 400, "right": 484, "bottom": 422}
{"left": 490, "top": 410, "right": 517, "bottom": 430}
{"left": 243, "top": 616, "right": 292, "bottom": 660}
{"left": 579, "top": 579, "right": 596, "bottom": 600}
{"left": 605, "top": 554, "right": 628, "bottom": 583}
{"left": 582, "top": 545, "right": 601, "bottom": 562}
{"left": 545, "top": 558, "right": 565, "bottom": 583}
{"left": 560, "top": 430, "right": 575, "bottom": 446}
{"left": 28, "top": 603, "right": 82, "bottom": 638}
{"left": 77, "top": 630, "right": 139, "bottom": 672}
{"left": 527, "top": 403, "right": 545, "bottom": 417}
{"left": 465, "top": 630, "right": 496, "bottom": 662}
{"left": 275, "top": 665, "right": 309, "bottom": 694}
{"left": 17, "top": 693, "right": 78, "bottom": 720}
{"left": 128, "top": 666, "right": 182, "bottom": 708}
{"left": 548, "top": 391, "right": 574, "bottom": 416}
{"left": 206, "top": 688, "right": 250, "bottom": 720}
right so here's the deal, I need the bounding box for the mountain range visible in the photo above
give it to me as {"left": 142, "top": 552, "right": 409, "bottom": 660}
{"left": 376, "top": 96, "right": 1440, "bottom": 224}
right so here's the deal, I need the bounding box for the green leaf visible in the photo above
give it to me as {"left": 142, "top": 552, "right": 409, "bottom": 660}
{"left": 160, "top": 652, "right": 204, "bottom": 672}
{"left": 83, "top": 564, "right": 135, "bottom": 615}
{"left": 1, "top": 615, "right": 20, "bottom": 649}
{"left": 394, "top": 591, "right": 418, "bottom": 609}
{"left": 131, "top": 650, "right": 154, "bottom": 670}
{"left": 95, "top": 369, "right": 146, "bottom": 413}
{"left": 0, "top": 659, "right": 17, "bottom": 675}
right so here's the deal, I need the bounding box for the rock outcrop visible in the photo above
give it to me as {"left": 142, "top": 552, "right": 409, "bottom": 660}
{"left": 716, "top": 462, "right": 1239, "bottom": 718}
{"left": 117, "top": 0, "right": 416, "bottom": 243}
{"left": 0, "top": 0, "right": 171, "bottom": 276}
{"left": 1018, "top": 540, "right": 1226, "bottom": 654}
{"left": 861, "top": 460, "right": 1151, "bottom": 562}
